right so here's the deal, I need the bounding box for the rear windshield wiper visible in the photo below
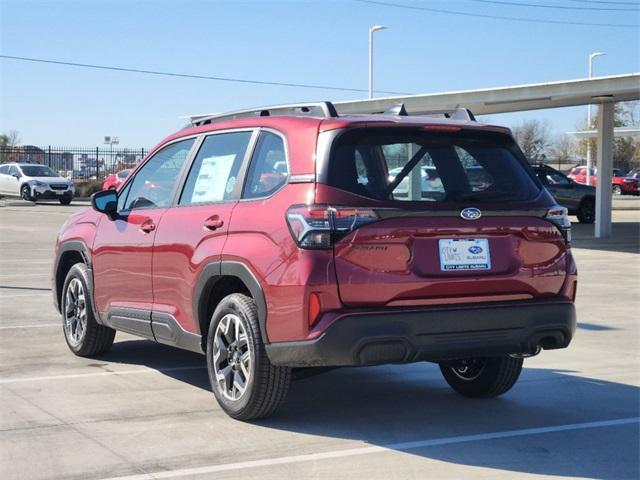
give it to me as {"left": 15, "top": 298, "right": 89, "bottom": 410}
{"left": 454, "top": 191, "right": 519, "bottom": 201}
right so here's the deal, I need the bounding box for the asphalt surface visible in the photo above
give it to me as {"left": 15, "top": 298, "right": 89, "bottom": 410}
{"left": 0, "top": 200, "right": 638, "bottom": 480}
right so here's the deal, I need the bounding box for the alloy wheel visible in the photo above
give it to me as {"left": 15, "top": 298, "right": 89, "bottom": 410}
{"left": 212, "top": 313, "right": 252, "bottom": 401}
{"left": 448, "top": 358, "right": 487, "bottom": 381}
{"left": 64, "top": 278, "right": 87, "bottom": 346}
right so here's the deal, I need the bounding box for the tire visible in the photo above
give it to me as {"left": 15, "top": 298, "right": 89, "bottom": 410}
{"left": 59, "top": 196, "right": 72, "bottom": 205}
{"left": 612, "top": 185, "right": 622, "bottom": 195}
{"left": 20, "top": 184, "right": 33, "bottom": 202}
{"left": 61, "top": 263, "right": 115, "bottom": 356}
{"left": 439, "top": 356, "right": 523, "bottom": 398}
{"left": 576, "top": 199, "right": 595, "bottom": 224}
{"left": 206, "top": 293, "right": 291, "bottom": 420}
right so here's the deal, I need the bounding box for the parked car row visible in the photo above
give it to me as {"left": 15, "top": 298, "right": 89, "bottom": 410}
{"left": 567, "top": 166, "right": 640, "bottom": 196}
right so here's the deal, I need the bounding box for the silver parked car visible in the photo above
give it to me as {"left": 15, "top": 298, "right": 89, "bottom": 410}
{"left": 0, "top": 163, "right": 75, "bottom": 204}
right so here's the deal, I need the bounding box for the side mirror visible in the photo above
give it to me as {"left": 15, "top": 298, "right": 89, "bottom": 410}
{"left": 91, "top": 190, "right": 117, "bottom": 215}
{"left": 12, "top": 173, "right": 21, "bottom": 179}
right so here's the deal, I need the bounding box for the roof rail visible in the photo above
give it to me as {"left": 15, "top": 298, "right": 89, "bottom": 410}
{"left": 188, "top": 101, "right": 338, "bottom": 126}
{"left": 379, "top": 103, "right": 476, "bottom": 122}
{"left": 419, "top": 107, "right": 476, "bottom": 122}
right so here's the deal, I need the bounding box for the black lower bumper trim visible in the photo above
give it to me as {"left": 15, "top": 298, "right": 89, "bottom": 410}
{"left": 265, "top": 301, "right": 576, "bottom": 367}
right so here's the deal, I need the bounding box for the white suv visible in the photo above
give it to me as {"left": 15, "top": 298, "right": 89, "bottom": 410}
{"left": 0, "top": 163, "right": 75, "bottom": 204}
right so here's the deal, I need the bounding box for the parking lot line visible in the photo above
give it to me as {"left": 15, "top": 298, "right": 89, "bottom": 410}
{"left": 0, "top": 292, "right": 52, "bottom": 298}
{"left": 97, "top": 417, "right": 640, "bottom": 480}
{"left": 0, "top": 323, "right": 59, "bottom": 330}
{"left": 0, "top": 366, "right": 206, "bottom": 384}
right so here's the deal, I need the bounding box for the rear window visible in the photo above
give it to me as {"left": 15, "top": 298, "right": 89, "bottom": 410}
{"left": 327, "top": 128, "right": 540, "bottom": 203}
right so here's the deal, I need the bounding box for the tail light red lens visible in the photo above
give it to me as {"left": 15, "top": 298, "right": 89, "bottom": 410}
{"left": 286, "top": 204, "right": 380, "bottom": 249}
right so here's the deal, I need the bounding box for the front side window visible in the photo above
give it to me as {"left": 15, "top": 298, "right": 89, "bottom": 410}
{"left": 328, "top": 128, "right": 540, "bottom": 203}
{"left": 243, "top": 132, "right": 288, "bottom": 199}
{"left": 8, "top": 165, "right": 20, "bottom": 176}
{"left": 180, "top": 131, "right": 252, "bottom": 205}
{"left": 121, "top": 138, "right": 194, "bottom": 211}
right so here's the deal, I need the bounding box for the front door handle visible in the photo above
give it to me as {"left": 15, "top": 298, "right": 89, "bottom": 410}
{"left": 204, "top": 215, "right": 224, "bottom": 231}
{"left": 140, "top": 219, "right": 156, "bottom": 233}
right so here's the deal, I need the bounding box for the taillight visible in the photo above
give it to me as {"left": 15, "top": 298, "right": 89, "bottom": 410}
{"left": 285, "top": 204, "right": 380, "bottom": 249}
{"left": 545, "top": 205, "right": 572, "bottom": 244}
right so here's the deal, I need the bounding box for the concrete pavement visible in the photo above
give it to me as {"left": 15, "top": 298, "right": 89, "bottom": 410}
{"left": 0, "top": 203, "right": 638, "bottom": 480}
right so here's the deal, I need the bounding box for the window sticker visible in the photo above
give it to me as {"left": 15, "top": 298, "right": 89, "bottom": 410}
{"left": 191, "top": 154, "right": 236, "bottom": 203}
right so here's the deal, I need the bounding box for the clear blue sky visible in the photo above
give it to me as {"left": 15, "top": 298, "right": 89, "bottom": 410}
{"left": 1, "top": 0, "right": 638, "bottom": 148}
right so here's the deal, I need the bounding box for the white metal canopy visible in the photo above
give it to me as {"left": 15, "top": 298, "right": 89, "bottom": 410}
{"left": 333, "top": 73, "right": 640, "bottom": 116}
{"left": 334, "top": 73, "right": 640, "bottom": 239}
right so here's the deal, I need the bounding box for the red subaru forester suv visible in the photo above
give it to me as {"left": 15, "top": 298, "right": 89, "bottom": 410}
{"left": 53, "top": 102, "right": 577, "bottom": 420}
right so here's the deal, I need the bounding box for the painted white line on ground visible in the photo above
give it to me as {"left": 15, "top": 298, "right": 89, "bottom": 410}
{"left": 97, "top": 417, "right": 640, "bottom": 480}
{"left": 0, "top": 292, "right": 52, "bottom": 298}
{"left": 0, "top": 324, "right": 59, "bottom": 330}
{"left": 0, "top": 273, "right": 50, "bottom": 278}
{"left": 0, "top": 366, "right": 206, "bottom": 384}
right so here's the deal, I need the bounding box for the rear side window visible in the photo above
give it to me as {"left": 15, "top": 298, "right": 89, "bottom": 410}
{"left": 180, "top": 131, "right": 251, "bottom": 205}
{"left": 243, "top": 131, "right": 288, "bottom": 199}
{"left": 0, "top": 165, "right": 8, "bottom": 174}
{"left": 327, "top": 128, "right": 540, "bottom": 203}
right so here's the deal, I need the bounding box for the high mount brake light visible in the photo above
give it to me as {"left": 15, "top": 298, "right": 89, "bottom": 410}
{"left": 545, "top": 205, "right": 572, "bottom": 244}
{"left": 286, "top": 205, "right": 380, "bottom": 249}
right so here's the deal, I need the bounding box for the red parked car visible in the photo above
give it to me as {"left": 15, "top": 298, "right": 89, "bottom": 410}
{"left": 101, "top": 169, "right": 131, "bottom": 191}
{"left": 567, "top": 166, "right": 639, "bottom": 195}
{"left": 53, "top": 102, "right": 577, "bottom": 420}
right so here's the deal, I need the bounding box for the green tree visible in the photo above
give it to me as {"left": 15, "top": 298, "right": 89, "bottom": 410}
{"left": 577, "top": 101, "right": 640, "bottom": 172}
{"left": 0, "top": 130, "right": 21, "bottom": 163}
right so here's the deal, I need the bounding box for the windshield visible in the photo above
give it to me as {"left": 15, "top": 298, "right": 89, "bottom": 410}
{"left": 328, "top": 128, "right": 540, "bottom": 203}
{"left": 20, "top": 165, "right": 58, "bottom": 177}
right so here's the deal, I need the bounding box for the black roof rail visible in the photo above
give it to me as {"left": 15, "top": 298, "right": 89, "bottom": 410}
{"left": 188, "top": 101, "right": 338, "bottom": 126}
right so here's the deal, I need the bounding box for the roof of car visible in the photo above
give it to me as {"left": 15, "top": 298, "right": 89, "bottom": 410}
{"left": 169, "top": 113, "right": 510, "bottom": 142}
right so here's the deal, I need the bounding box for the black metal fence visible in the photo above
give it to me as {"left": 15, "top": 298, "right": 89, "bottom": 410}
{"left": 0, "top": 146, "right": 148, "bottom": 183}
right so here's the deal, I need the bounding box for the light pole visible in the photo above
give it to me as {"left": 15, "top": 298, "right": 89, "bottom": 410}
{"left": 586, "top": 52, "right": 605, "bottom": 186}
{"left": 104, "top": 136, "right": 119, "bottom": 175}
{"left": 368, "top": 25, "right": 386, "bottom": 99}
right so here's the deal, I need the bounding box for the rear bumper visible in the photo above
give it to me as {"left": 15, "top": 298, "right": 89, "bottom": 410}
{"left": 265, "top": 300, "right": 576, "bottom": 367}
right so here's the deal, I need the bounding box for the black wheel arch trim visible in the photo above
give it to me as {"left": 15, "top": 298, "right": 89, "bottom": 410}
{"left": 193, "top": 260, "right": 269, "bottom": 344}
{"left": 53, "top": 240, "right": 93, "bottom": 313}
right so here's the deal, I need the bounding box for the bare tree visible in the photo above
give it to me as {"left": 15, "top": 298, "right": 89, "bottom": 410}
{"left": 7, "top": 130, "right": 20, "bottom": 148}
{"left": 512, "top": 120, "right": 551, "bottom": 163}
{"left": 550, "top": 134, "right": 577, "bottom": 164}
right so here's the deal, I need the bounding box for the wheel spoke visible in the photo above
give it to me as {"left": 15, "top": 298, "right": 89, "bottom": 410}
{"left": 233, "top": 372, "right": 246, "bottom": 396}
{"left": 239, "top": 351, "right": 251, "bottom": 378}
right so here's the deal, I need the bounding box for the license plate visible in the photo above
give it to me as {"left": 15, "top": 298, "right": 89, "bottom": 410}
{"left": 56, "top": 190, "right": 65, "bottom": 195}
{"left": 439, "top": 238, "right": 491, "bottom": 271}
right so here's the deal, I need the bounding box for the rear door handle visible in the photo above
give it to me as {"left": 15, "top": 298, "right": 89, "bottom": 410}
{"left": 140, "top": 219, "right": 156, "bottom": 233}
{"left": 204, "top": 215, "right": 224, "bottom": 231}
